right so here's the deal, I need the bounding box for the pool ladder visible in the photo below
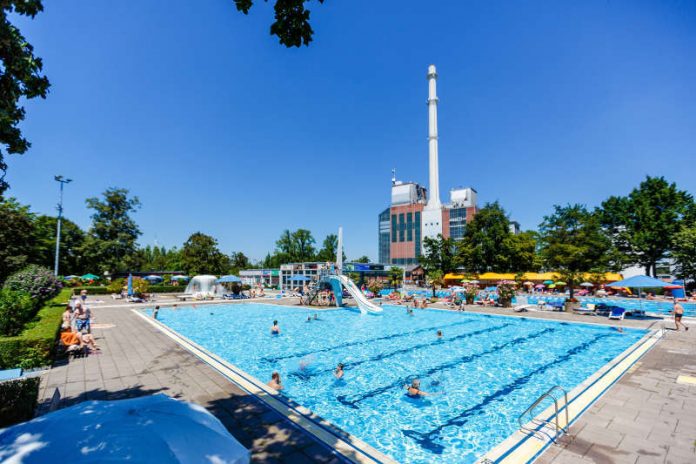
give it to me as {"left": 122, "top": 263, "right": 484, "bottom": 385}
{"left": 518, "top": 385, "right": 569, "bottom": 442}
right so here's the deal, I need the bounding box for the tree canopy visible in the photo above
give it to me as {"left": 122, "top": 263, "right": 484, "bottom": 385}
{"left": 600, "top": 176, "right": 695, "bottom": 276}
{"left": 233, "top": 0, "right": 325, "bottom": 47}
{"left": 0, "top": 197, "right": 35, "bottom": 281}
{"left": 82, "top": 188, "right": 141, "bottom": 274}
{"left": 181, "top": 232, "right": 230, "bottom": 275}
{"left": 539, "top": 204, "right": 611, "bottom": 298}
{"left": 0, "top": 1, "right": 50, "bottom": 194}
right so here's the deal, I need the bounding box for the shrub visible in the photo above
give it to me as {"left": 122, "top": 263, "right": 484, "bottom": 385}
{"left": 0, "top": 377, "right": 40, "bottom": 427}
{"left": 70, "top": 286, "right": 110, "bottom": 295}
{"left": 4, "top": 265, "right": 62, "bottom": 303}
{"left": 0, "top": 290, "right": 36, "bottom": 336}
{"left": 107, "top": 278, "right": 125, "bottom": 294}
{"left": 132, "top": 278, "right": 149, "bottom": 295}
{"left": 0, "top": 289, "right": 71, "bottom": 369}
{"left": 148, "top": 285, "right": 185, "bottom": 293}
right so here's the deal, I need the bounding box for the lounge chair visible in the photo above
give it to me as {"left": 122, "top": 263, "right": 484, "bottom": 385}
{"left": 513, "top": 296, "right": 539, "bottom": 312}
{"left": 573, "top": 304, "right": 596, "bottom": 316}
{"left": 608, "top": 307, "right": 626, "bottom": 320}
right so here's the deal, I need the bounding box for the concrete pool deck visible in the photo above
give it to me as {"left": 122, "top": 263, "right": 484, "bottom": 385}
{"left": 36, "top": 299, "right": 695, "bottom": 463}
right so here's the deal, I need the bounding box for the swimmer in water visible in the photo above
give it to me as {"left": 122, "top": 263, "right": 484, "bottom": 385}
{"left": 152, "top": 305, "right": 160, "bottom": 320}
{"left": 268, "top": 371, "right": 283, "bottom": 391}
{"left": 437, "top": 330, "right": 443, "bottom": 339}
{"left": 313, "top": 313, "right": 319, "bottom": 320}
{"left": 271, "top": 320, "right": 281, "bottom": 335}
{"left": 334, "top": 363, "right": 345, "bottom": 379}
{"left": 306, "top": 315, "right": 312, "bottom": 323}
{"left": 405, "top": 379, "right": 428, "bottom": 397}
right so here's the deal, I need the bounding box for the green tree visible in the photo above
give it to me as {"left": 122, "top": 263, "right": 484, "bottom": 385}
{"left": 82, "top": 188, "right": 141, "bottom": 274}
{"left": 506, "top": 231, "right": 541, "bottom": 272}
{"left": 672, "top": 224, "right": 696, "bottom": 286}
{"left": 0, "top": 198, "right": 35, "bottom": 282}
{"left": 229, "top": 251, "right": 251, "bottom": 275}
{"left": 315, "top": 234, "right": 338, "bottom": 262}
{"left": 388, "top": 266, "right": 403, "bottom": 288}
{"left": 457, "top": 202, "right": 514, "bottom": 273}
{"left": 181, "top": 232, "right": 230, "bottom": 275}
{"left": 353, "top": 255, "right": 370, "bottom": 263}
{"left": 600, "top": 176, "right": 695, "bottom": 276}
{"left": 275, "top": 229, "right": 296, "bottom": 260}
{"left": 233, "top": 0, "right": 326, "bottom": 47}
{"left": 420, "top": 234, "right": 458, "bottom": 274}
{"left": 32, "top": 215, "right": 85, "bottom": 275}
{"left": 427, "top": 269, "right": 445, "bottom": 297}
{"left": 0, "top": 1, "right": 50, "bottom": 194}
{"left": 137, "top": 245, "right": 183, "bottom": 271}
{"left": 539, "top": 205, "right": 611, "bottom": 300}
{"left": 292, "top": 229, "right": 316, "bottom": 261}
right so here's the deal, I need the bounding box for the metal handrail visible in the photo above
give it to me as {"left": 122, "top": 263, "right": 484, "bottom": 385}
{"left": 518, "top": 385, "right": 569, "bottom": 441}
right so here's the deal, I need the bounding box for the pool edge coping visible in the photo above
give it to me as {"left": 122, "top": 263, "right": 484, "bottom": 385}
{"left": 477, "top": 327, "right": 663, "bottom": 464}
{"left": 131, "top": 308, "right": 397, "bottom": 464}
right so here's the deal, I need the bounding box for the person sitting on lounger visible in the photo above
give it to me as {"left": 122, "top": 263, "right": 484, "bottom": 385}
{"left": 62, "top": 305, "right": 73, "bottom": 330}
{"left": 271, "top": 320, "right": 281, "bottom": 335}
{"left": 405, "top": 379, "right": 428, "bottom": 398}
{"left": 74, "top": 301, "right": 91, "bottom": 333}
{"left": 268, "top": 371, "right": 283, "bottom": 391}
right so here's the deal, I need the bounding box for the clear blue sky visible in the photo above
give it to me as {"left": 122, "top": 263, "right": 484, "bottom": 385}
{"left": 6, "top": 1, "right": 696, "bottom": 262}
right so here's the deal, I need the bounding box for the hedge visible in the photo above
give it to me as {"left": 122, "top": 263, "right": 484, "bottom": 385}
{"left": 0, "top": 289, "right": 71, "bottom": 369}
{"left": 71, "top": 285, "right": 185, "bottom": 295}
{"left": 0, "top": 377, "right": 40, "bottom": 427}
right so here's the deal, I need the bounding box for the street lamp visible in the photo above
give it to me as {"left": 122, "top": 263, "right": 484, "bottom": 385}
{"left": 54, "top": 175, "right": 73, "bottom": 276}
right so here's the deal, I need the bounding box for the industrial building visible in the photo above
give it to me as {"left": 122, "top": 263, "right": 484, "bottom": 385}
{"left": 378, "top": 65, "right": 478, "bottom": 265}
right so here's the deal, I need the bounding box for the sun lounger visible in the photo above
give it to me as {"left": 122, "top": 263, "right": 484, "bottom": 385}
{"left": 608, "top": 307, "right": 626, "bottom": 320}
{"left": 574, "top": 304, "right": 596, "bottom": 315}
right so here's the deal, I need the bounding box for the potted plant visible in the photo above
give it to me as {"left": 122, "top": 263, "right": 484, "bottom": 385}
{"left": 497, "top": 280, "right": 516, "bottom": 308}
{"left": 463, "top": 285, "right": 477, "bottom": 305}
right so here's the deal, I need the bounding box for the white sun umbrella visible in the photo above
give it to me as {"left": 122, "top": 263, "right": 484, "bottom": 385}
{"left": 0, "top": 394, "right": 249, "bottom": 464}
{"left": 579, "top": 282, "right": 594, "bottom": 287}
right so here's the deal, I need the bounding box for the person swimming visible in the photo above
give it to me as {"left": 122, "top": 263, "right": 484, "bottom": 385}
{"left": 334, "top": 363, "right": 345, "bottom": 379}
{"left": 152, "top": 305, "right": 160, "bottom": 320}
{"left": 405, "top": 379, "right": 428, "bottom": 398}
{"left": 306, "top": 315, "right": 312, "bottom": 323}
{"left": 313, "top": 313, "right": 319, "bottom": 320}
{"left": 271, "top": 320, "right": 281, "bottom": 335}
{"left": 268, "top": 371, "right": 283, "bottom": 390}
{"left": 436, "top": 330, "right": 443, "bottom": 339}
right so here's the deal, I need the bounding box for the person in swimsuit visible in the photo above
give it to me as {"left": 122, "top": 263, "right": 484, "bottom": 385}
{"left": 271, "top": 320, "right": 281, "bottom": 335}
{"left": 152, "top": 305, "right": 160, "bottom": 320}
{"left": 674, "top": 301, "right": 689, "bottom": 331}
{"left": 405, "top": 379, "right": 428, "bottom": 398}
{"left": 334, "top": 363, "right": 345, "bottom": 379}
{"left": 268, "top": 371, "right": 283, "bottom": 390}
{"left": 437, "top": 330, "right": 443, "bottom": 339}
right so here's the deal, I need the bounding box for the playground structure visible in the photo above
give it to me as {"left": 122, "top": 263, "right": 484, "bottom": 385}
{"left": 305, "top": 227, "right": 383, "bottom": 315}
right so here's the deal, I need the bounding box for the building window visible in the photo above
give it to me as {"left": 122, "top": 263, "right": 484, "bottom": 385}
{"left": 415, "top": 211, "right": 422, "bottom": 257}
{"left": 399, "top": 213, "right": 405, "bottom": 242}
{"left": 391, "top": 214, "right": 397, "bottom": 243}
{"left": 407, "top": 212, "right": 413, "bottom": 241}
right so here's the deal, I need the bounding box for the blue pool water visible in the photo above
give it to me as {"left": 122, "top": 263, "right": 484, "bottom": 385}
{"left": 155, "top": 304, "right": 646, "bottom": 463}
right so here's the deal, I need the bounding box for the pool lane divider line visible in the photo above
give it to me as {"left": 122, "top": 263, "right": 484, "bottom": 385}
{"left": 291, "top": 322, "right": 510, "bottom": 380}
{"left": 132, "top": 309, "right": 396, "bottom": 464}
{"left": 403, "top": 332, "right": 609, "bottom": 453}
{"left": 479, "top": 328, "right": 663, "bottom": 464}
{"left": 336, "top": 325, "right": 553, "bottom": 409}
{"left": 264, "top": 318, "right": 477, "bottom": 363}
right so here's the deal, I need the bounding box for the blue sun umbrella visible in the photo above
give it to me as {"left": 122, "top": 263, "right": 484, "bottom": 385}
{"left": 127, "top": 274, "right": 133, "bottom": 297}
{"left": 216, "top": 275, "right": 242, "bottom": 283}
{"left": 609, "top": 275, "right": 670, "bottom": 315}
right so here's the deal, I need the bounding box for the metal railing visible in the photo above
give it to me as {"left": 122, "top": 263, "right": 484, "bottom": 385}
{"left": 518, "top": 385, "right": 569, "bottom": 441}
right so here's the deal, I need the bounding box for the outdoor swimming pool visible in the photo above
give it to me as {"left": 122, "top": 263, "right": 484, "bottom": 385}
{"left": 155, "top": 304, "right": 646, "bottom": 463}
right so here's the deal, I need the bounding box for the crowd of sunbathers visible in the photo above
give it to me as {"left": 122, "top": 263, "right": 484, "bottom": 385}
{"left": 60, "top": 289, "right": 99, "bottom": 355}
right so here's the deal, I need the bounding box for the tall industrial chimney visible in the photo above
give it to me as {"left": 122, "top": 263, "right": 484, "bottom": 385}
{"left": 426, "top": 64, "right": 441, "bottom": 208}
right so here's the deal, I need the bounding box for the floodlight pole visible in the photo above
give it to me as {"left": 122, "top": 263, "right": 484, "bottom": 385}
{"left": 54, "top": 176, "right": 73, "bottom": 276}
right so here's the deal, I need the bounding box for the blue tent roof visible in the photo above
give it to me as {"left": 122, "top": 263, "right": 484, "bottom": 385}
{"left": 608, "top": 275, "right": 670, "bottom": 288}
{"left": 217, "top": 275, "right": 242, "bottom": 283}
{"left": 290, "top": 275, "right": 310, "bottom": 281}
